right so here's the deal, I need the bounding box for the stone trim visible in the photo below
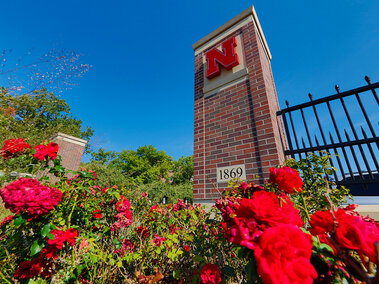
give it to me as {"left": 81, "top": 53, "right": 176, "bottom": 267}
{"left": 51, "top": 132, "right": 87, "bottom": 147}
{"left": 204, "top": 72, "right": 248, "bottom": 98}
{"left": 192, "top": 5, "right": 272, "bottom": 60}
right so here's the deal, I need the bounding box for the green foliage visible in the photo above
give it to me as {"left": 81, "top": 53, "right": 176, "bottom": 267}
{"left": 90, "top": 148, "right": 116, "bottom": 165}
{"left": 171, "top": 155, "right": 194, "bottom": 185}
{"left": 81, "top": 161, "right": 131, "bottom": 188}
{"left": 109, "top": 145, "right": 174, "bottom": 185}
{"left": 0, "top": 203, "right": 11, "bottom": 221}
{"left": 0, "top": 153, "right": 241, "bottom": 283}
{"left": 284, "top": 151, "right": 352, "bottom": 219}
{"left": 0, "top": 147, "right": 377, "bottom": 283}
{"left": 89, "top": 146, "right": 193, "bottom": 186}
{"left": 0, "top": 88, "right": 93, "bottom": 152}
{"left": 136, "top": 181, "right": 193, "bottom": 204}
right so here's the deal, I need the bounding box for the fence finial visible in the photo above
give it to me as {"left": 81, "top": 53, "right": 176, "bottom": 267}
{"left": 364, "top": 75, "right": 371, "bottom": 84}
{"left": 285, "top": 100, "right": 289, "bottom": 107}
{"left": 335, "top": 85, "right": 340, "bottom": 93}
{"left": 308, "top": 93, "right": 313, "bottom": 101}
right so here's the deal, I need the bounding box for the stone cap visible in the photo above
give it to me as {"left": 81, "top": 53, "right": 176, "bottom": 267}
{"left": 192, "top": 5, "right": 272, "bottom": 60}
{"left": 51, "top": 132, "right": 87, "bottom": 147}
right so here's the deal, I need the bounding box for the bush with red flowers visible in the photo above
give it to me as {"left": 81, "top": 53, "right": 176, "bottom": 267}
{"left": 254, "top": 224, "right": 317, "bottom": 284}
{"left": 33, "top": 142, "right": 59, "bottom": 161}
{"left": 215, "top": 153, "right": 378, "bottom": 283}
{"left": 0, "top": 178, "right": 62, "bottom": 217}
{"left": 200, "top": 263, "right": 221, "bottom": 284}
{"left": 268, "top": 166, "right": 303, "bottom": 193}
{"left": 0, "top": 142, "right": 378, "bottom": 283}
{"left": 1, "top": 138, "right": 31, "bottom": 159}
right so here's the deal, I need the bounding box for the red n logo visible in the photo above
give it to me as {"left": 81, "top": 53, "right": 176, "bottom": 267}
{"left": 205, "top": 36, "right": 239, "bottom": 79}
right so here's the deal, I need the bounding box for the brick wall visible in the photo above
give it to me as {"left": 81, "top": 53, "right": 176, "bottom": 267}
{"left": 193, "top": 7, "right": 286, "bottom": 203}
{"left": 52, "top": 133, "right": 87, "bottom": 176}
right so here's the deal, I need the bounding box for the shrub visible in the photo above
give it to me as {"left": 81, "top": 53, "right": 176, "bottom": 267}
{"left": 0, "top": 141, "right": 377, "bottom": 283}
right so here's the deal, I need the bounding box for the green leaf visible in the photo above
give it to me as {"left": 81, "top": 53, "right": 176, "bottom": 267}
{"left": 46, "top": 233, "right": 55, "bottom": 240}
{"left": 30, "top": 240, "right": 43, "bottom": 256}
{"left": 173, "top": 270, "right": 180, "bottom": 280}
{"left": 112, "top": 238, "right": 122, "bottom": 250}
{"left": 114, "top": 192, "right": 121, "bottom": 200}
{"left": 41, "top": 223, "right": 51, "bottom": 238}
{"left": 90, "top": 254, "right": 98, "bottom": 263}
{"left": 14, "top": 216, "right": 26, "bottom": 226}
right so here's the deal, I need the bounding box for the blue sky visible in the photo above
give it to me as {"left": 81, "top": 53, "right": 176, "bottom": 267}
{"left": 0, "top": 0, "right": 378, "bottom": 160}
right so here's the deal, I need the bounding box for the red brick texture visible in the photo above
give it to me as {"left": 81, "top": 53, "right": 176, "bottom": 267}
{"left": 193, "top": 20, "right": 286, "bottom": 201}
{"left": 52, "top": 134, "right": 86, "bottom": 176}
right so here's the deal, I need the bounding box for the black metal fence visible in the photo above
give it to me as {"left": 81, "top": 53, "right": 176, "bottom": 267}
{"left": 277, "top": 76, "right": 379, "bottom": 195}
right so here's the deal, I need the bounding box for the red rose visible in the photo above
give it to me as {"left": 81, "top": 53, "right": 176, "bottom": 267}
{"left": 46, "top": 142, "right": 59, "bottom": 160}
{"left": 65, "top": 228, "right": 78, "bottom": 246}
{"left": 0, "top": 178, "right": 62, "bottom": 217}
{"left": 215, "top": 196, "right": 241, "bottom": 224}
{"left": 268, "top": 167, "right": 303, "bottom": 194}
{"left": 92, "top": 209, "right": 102, "bottom": 219}
{"left": 149, "top": 205, "right": 158, "bottom": 212}
{"left": 254, "top": 224, "right": 317, "bottom": 284}
{"left": 136, "top": 226, "right": 149, "bottom": 238}
{"left": 239, "top": 182, "right": 248, "bottom": 192}
{"left": 115, "top": 239, "right": 134, "bottom": 255}
{"left": 310, "top": 208, "right": 379, "bottom": 264}
{"left": 309, "top": 210, "right": 334, "bottom": 235}
{"left": 48, "top": 230, "right": 67, "bottom": 249}
{"left": 151, "top": 234, "right": 166, "bottom": 246}
{"left": 14, "top": 258, "right": 42, "bottom": 279}
{"left": 228, "top": 217, "right": 266, "bottom": 250}
{"left": 33, "top": 145, "right": 48, "bottom": 161}
{"left": 183, "top": 245, "right": 190, "bottom": 252}
{"left": 335, "top": 211, "right": 379, "bottom": 264}
{"left": 225, "top": 191, "right": 303, "bottom": 250}
{"left": 111, "top": 209, "right": 133, "bottom": 231}
{"left": 238, "top": 191, "right": 303, "bottom": 227}
{"left": 116, "top": 195, "right": 131, "bottom": 212}
{"left": 238, "top": 181, "right": 264, "bottom": 195}
{"left": 1, "top": 138, "right": 31, "bottom": 159}
{"left": 172, "top": 199, "right": 186, "bottom": 211}
{"left": 200, "top": 263, "right": 221, "bottom": 284}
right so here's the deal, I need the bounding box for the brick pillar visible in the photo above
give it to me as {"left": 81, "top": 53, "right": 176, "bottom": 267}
{"left": 193, "top": 6, "right": 287, "bottom": 206}
{"left": 51, "top": 132, "right": 87, "bottom": 174}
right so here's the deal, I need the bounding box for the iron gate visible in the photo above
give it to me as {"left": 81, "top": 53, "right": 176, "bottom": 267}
{"left": 276, "top": 76, "right": 379, "bottom": 195}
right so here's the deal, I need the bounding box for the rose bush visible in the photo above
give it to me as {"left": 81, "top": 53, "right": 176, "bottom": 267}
{"left": 0, "top": 178, "right": 62, "bottom": 217}
{"left": 0, "top": 140, "right": 378, "bottom": 283}
{"left": 1, "top": 138, "right": 31, "bottom": 159}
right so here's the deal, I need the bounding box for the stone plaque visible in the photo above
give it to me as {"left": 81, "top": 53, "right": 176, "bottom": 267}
{"left": 217, "top": 164, "right": 246, "bottom": 183}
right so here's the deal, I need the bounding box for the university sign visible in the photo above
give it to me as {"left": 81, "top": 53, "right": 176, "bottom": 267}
{"left": 205, "top": 36, "right": 239, "bottom": 79}
{"left": 192, "top": 6, "right": 286, "bottom": 206}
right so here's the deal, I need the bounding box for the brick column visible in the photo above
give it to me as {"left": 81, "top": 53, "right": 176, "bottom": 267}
{"left": 193, "top": 6, "right": 287, "bottom": 206}
{"left": 51, "top": 132, "right": 87, "bottom": 174}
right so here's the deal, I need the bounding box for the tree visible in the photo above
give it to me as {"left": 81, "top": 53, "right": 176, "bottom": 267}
{"left": 108, "top": 145, "right": 174, "bottom": 185}
{"left": 90, "top": 148, "right": 117, "bottom": 165}
{"left": 82, "top": 161, "right": 131, "bottom": 189}
{"left": 88, "top": 146, "right": 193, "bottom": 187}
{"left": 171, "top": 155, "right": 193, "bottom": 185}
{"left": 0, "top": 88, "right": 93, "bottom": 151}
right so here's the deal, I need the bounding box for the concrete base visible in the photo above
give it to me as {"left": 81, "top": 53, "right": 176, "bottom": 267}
{"left": 193, "top": 199, "right": 216, "bottom": 212}
{"left": 350, "top": 196, "right": 379, "bottom": 221}
{"left": 355, "top": 205, "right": 379, "bottom": 221}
